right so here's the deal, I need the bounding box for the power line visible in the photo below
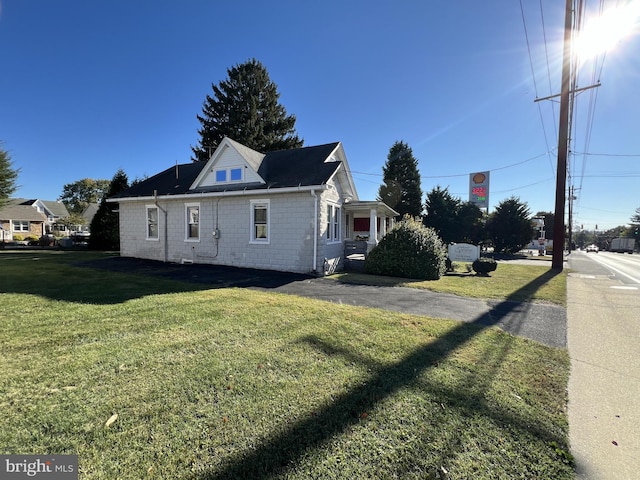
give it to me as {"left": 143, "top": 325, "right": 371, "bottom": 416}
{"left": 572, "top": 151, "right": 640, "bottom": 157}
{"left": 348, "top": 151, "right": 553, "bottom": 180}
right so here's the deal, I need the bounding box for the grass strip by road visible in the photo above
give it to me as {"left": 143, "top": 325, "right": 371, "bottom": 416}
{"left": 0, "top": 251, "right": 573, "bottom": 479}
{"left": 333, "top": 262, "right": 567, "bottom": 305}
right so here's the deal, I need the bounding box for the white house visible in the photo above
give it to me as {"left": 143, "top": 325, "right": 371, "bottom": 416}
{"left": 109, "top": 137, "right": 397, "bottom": 275}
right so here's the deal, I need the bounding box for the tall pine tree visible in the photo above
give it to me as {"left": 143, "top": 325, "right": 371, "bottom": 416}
{"left": 192, "top": 58, "right": 303, "bottom": 161}
{"left": 0, "top": 143, "right": 19, "bottom": 209}
{"left": 377, "top": 141, "right": 423, "bottom": 218}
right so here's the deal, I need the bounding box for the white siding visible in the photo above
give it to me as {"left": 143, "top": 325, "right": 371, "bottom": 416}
{"left": 198, "top": 145, "right": 263, "bottom": 187}
{"left": 118, "top": 191, "right": 322, "bottom": 274}
{"left": 317, "top": 184, "right": 345, "bottom": 274}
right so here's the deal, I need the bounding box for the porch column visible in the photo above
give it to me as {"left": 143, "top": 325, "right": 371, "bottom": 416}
{"left": 369, "top": 209, "right": 378, "bottom": 245}
{"left": 379, "top": 213, "right": 387, "bottom": 238}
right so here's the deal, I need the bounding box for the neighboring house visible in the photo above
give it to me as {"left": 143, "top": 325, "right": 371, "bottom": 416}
{"left": 109, "top": 137, "right": 397, "bottom": 275}
{"left": 0, "top": 203, "right": 47, "bottom": 241}
{"left": 9, "top": 198, "right": 70, "bottom": 235}
{"left": 68, "top": 203, "right": 98, "bottom": 235}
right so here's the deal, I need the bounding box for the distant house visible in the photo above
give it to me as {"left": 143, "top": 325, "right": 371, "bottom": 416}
{"left": 109, "top": 137, "right": 397, "bottom": 275}
{"left": 65, "top": 203, "right": 98, "bottom": 235}
{"left": 0, "top": 203, "right": 47, "bottom": 241}
{"left": 9, "top": 198, "right": 70, "bottom": 235}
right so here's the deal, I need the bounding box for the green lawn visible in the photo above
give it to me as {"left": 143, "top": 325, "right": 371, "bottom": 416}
{"left": 0, "top": 251, "right": 573, "bottom": 479}
{"left": 333, "top": 262, "right": 567, "bottom": 305}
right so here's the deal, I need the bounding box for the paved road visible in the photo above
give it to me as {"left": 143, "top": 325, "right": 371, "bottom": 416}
{"left": 577, "top": 250, "right": 640, "bottom": 285}
{"left": 567, "top": 251, "right": 640, "bottom": 479}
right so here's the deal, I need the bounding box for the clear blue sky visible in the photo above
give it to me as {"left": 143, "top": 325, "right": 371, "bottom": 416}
{"left": 1, "top": 0, "right": 638, "bottom": 231}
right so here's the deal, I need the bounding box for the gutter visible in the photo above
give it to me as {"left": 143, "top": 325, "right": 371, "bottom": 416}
{"left": 311, "top": 189, "right": 318, "bottom": 273}
{"left": 154, "top": 190, "right": 168, "bottom": 263}
{"left": 107, "top": 184, "right": 329, "bottom": 203}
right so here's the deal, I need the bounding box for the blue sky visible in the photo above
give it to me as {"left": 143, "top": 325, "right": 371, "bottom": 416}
{"left": 1, "top": 0, "right": 638, "bottom": 231}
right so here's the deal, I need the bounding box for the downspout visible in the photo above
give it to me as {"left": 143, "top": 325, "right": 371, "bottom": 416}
{"left": 154, "top": 190, "right": 168, "bottom": 263}
{"left": 311, "top": 189, "right": 318, "bottom": 273}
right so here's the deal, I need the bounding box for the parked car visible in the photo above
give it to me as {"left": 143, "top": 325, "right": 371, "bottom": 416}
{"left": 585, "top": 244, "right": 599, "bottom": 253}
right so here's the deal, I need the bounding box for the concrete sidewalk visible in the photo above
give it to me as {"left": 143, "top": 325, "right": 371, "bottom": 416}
{"left": 567, "top": 273, "right": 640, "bottom": 479}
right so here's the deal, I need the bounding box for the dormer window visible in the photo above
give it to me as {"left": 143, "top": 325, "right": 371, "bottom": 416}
{"left": 215, "top": 170, "right": 227, "bottom": 182}
{"left": 230, "top": 168, "right": 242, "bottom": 181}
{"left": 215, "top": 167, "right": 243, "bottom": 183}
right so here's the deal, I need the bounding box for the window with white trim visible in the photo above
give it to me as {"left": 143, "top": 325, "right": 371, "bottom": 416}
{"left": 215, "top": 169, "right": 227, "bottom": 182}
{"left": 146, "top": 206, "right": 159, "bottom": 240}
{"left": 185, "top": 204, "right": 200, "bottom": 241}
{"left": 250, "top": 199, "right": 269, "bottom": 243}
{"left": 12, "top": 220, "right": 29, "bottom": 232}
{"left": 215, "top": 167, "right": 243, "bottom": 183}
{"left": 326, "top": 204, "right": 342, "bottom": 242}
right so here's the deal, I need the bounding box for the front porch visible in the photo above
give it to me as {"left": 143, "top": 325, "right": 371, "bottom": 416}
{"left": 342, "top": 201, "right": 398, "bottom": 271}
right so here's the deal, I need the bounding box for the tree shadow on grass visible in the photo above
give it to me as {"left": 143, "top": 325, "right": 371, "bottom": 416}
{"left": 0, "top": 252, "right": 313, "bottom": 305}
{"left": 196, "top": 270, "right": 569, "bottom": 479}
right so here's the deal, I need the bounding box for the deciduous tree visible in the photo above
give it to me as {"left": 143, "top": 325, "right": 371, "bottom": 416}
{"left": 59, "top": 178, "right": 110, "bottom": 215}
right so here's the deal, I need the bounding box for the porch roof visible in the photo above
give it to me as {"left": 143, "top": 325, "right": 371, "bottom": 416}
{"left": 344, "top": 201, "right": 398, "bottom": 217}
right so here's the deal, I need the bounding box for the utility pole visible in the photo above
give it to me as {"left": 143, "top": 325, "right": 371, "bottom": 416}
{"left": 567, "top": 185, "right": 577, "bottom": 253}
{"left": 552, "top": 0, "right": 574, "bottom": 271}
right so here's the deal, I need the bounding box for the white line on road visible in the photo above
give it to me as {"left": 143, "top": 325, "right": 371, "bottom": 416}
{"left": 587, "top": 254, "right": 640, "bottom": 284}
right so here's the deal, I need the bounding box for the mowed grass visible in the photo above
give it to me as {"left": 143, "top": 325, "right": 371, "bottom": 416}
{"left": 0, "top": 251, "right": 573, "bottom": 479}
{"left": 333, "top": 262, "right": 567, "bottom": 305}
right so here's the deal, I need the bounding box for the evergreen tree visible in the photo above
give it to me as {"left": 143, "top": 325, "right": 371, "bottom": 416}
{"left": 0, "top": 144, "right": 19, "bottom": 209}
{"left": 630, "top": 207, "right": 640, "bottom": 226}
{"left": 486, "top": 196, "right": 533, "bottom": 254}
{"left": 455, "top": 201, "right": 485, "bottom": 245}
{"left": 423, "top": 186, "right": 460, "bottom": 243}
{"left": 377, "top": 141, "right": 423, "bottom": 218}
{"left": 192, "top": 58, "right": 303, "bottom": 161}
{"left": 424, "top": 186, "right": 484, "bottom": 244}
{"left": 89, "top": 169, "right": 129, "bottom": 251}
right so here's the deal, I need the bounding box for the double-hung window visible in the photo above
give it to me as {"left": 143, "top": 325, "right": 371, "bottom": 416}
{"left": 185, "top": 204, "right": 200, "bottom": 241}
{"left": 250, "top": 199, "right": 269, "bottom": 243}
{"left": 326, "top": 204, "right": 341, "bottom": 243}
{"left": 12, "top": 220, "right": 29, "bottom": 232}
{"left": 146, "top": 206, "right": 159, "bottom": 240}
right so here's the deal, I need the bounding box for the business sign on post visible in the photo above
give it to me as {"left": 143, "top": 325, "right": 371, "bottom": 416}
{"left": 469, "top": 171, "right": 490, "bottom": 209}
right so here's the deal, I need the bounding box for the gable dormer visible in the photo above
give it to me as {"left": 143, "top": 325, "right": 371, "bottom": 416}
{"left": 190, "top": 137, "right": 266, "bottom": 190}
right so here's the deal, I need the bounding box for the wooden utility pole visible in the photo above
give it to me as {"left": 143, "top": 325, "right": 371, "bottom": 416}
{"left": 552, "top": 0, "right": 574, "bottom": 270}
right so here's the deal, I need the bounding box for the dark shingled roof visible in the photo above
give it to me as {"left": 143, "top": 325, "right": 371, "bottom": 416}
{"left": 111, "top": 142, "right": 342, "bottom": 199}
{"left": 111, "top": 163, "right": 204, "bottom": 199}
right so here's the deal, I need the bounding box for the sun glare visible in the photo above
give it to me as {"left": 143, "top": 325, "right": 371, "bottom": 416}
{"left": 575, "top": 0, "right": 640, "bottom": 59}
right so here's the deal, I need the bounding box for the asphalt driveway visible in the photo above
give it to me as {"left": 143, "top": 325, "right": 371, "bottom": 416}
{"left": 80, "top": 257, "right": 566, "bottom": 348}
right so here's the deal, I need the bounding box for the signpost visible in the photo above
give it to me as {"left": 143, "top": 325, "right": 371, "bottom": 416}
{"left": 448, "top": 243, "right": 481, "bottom": 263}
{"left": 469, "top": 171, "right": 490, "bottom": 209}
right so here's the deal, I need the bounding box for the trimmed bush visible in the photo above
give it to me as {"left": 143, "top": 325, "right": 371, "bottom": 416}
{"left": 472, "top": 257, "right": 498, "bottom": 276}
{"left": 364, "top": 217, "right": 447, "bottom": 280}
{"left": 13, "top": 234, "right": 24, "bottom": 242}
